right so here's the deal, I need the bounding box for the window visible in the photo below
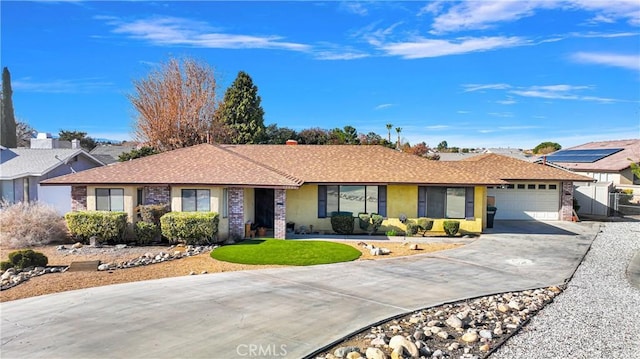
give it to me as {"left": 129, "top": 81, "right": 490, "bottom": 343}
{"left": 222, "top": 188, "right": 228, "bottom": 218}
{"left": 538, "top": 184, "right": 547, "bottom": 190}
{"left": 549, "top": 184, "right": 557, "bottom": 190}
{"left": 528, "top": 184, "right": 536, "bottom": 189}
{"left": 0, "top": 180, "right": 15, "bottom": 203}
{"left": 182, "top": 189, "right": 210, "bottom": 212}
{"left": 96, "top": 188, "right": 124, "bottom": 211}
{"left": 517, "top": 184, "right": 525, "bottom": 189}
{"left": 318, "top": 185, "right": 386, "bottom": 218}
{"left": 418, "top": 186, "right": 474, "bottom": 219}
{"left": 506, "top": 184, "right": 515, "bottom": 189}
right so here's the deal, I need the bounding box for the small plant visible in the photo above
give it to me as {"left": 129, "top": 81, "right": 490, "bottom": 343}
{"left": 0, "top": 200, "right": 68, "bottom": 248}
{"left": 135, "top": 221, "right": 160, "bottom": 245}
{"left": 416, "top": 218, "right": 434, "bottom": 236}
{"left": 160, "top": 212, "right": 219, "bottom": 245}
{"left": 405, "top": 220, "right": 418, "bottom": 236}
{"left": 0, "top": 249, "right": 48, "bottom": 271}
{"left": 330, "top": 212, "right": 354, "bottom": 235}
{"left": 443, "top": 220, "right": 460, "bottom": 236}
{"left": 65, "top": 211, "right": 128, "bottom": 244}
{"left": 385, "top": 229, "right": 398, "bottom": 236}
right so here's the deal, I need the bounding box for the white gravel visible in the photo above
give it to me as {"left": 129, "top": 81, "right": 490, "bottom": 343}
{"left": 491, "top": 220, "right": 640, "bottom": 359}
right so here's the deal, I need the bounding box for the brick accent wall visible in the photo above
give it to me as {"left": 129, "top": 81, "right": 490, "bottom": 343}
{"left": 144, "top": 186, "right": 171, "bottom": 207}
{"left": 561, "top": 182, "right": 574, "bottom": 221}
{"left": 274, "top": 189, "right": 286, "bottom": 239}
{"left": 71, "top": 186, "right": 87, "bottom": 211}
{"left": 228, "top": 188, "right": 244, "bottom": 240}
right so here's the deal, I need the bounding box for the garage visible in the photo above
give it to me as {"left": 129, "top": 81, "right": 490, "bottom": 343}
{"left": 487, "top": 182, "right": 561, "bottom": 220}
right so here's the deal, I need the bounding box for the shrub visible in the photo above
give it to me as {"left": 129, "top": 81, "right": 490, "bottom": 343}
{"left": 137, "top": 204, "right": 169, "bottom": 225}
{"left": 443, "top": 220, "right": 460, "bottom": 236}
{"left": 0, "top": 201, "right": 68, "bottom": 248}
{"left": 385, "top": 229, "right": 398, "bottom": 236}
{"left": 330, "top": 213, "right": 354, "bottom": 235}
{"left": 357, "top": 213, "right": 384, "bottom": 234}
{"left": 160, "top": 212, "right": 219, "bottom": 245}
{"left": 358, "top": 213, "right": 370, "bottom": 231}
{"left": 405, "top": 220, "right": 418, "bottom": 236}
{"left": 135, "top": 221, "right": 160, "bottom": 245}
{"left": 417, "top": 218, "right": 434, "bottom": 236}
{"left": 370, "top": 214, "right": 384, "bottom": 234}
{"left": 2, "top": 249, "right": 48, "bottom": 270}
{"left": 65, "top": 211, "right": 128, "bottom": 244}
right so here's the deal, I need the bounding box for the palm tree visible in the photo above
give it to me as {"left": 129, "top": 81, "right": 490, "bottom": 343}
{"left": 385, "top": 123, "right": 393, "bottom": 143}
{"left": 395, "top": 127, "right": 402, "bottom": 149}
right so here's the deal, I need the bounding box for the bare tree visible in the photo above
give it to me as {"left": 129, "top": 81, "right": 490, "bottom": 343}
{"left": 128, "top": 57, "right": 221, "bottom": 151}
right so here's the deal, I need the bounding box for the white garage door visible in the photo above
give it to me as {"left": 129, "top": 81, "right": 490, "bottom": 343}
{"left": 487, "top": 183, "right": 560, "bottom": 220}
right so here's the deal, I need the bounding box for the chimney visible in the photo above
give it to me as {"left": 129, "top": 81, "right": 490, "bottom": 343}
{"left": 71, "top": 139, "right": 80, "bottom": 149}
{"left": 30, "top": 133, "right": 59, "bottom": 149}
{"left": 285, "top": 139, "right": 298, "bottom": 146}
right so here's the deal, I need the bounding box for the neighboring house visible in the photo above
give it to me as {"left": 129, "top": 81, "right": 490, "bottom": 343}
{"left": 438, "top": 148, "right": 535, "bottom": 162}
{"left": 41, "top": 143, "right": 589, "bottom": 240}
{"left": 538, "top": 139, "right": 640, "bottom": 216}
{"left": 0, "top": 133, "right": 105, "bottom": 214}
{"left": 90, "top": 143, "right": 138, "bottom": 164}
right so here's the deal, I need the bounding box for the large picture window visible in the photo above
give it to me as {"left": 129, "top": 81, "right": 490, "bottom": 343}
{"left": 418, "top": 186, "right": 474, "bottom": 219}
{"left": 96, "top": 188, "right": 124, "bottom": 211}
{"left": 318, "top": 185, "right": 386, "bottom": 217}
{"left": 182, "top": 189, "right": 210, "bottom": 212}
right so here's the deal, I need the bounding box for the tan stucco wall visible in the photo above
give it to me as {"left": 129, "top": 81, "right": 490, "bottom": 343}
{"left": 244, "top": 188, "right": 255, "bottom": 226}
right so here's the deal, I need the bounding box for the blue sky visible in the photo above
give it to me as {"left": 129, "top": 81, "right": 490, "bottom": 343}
{"left": 2, "top": 1, "right": 639, "bottom": 149}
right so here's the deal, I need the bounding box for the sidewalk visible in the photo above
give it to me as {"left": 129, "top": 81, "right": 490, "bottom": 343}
{"left": 0, "top": 221, "right": 599, "bottom": 359}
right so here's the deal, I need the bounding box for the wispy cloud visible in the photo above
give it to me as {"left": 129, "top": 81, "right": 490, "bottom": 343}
{"left": 488, "top": 112, "right": 514, "bottom": 118}
{"left": 339, "top": 2, "right": 369, "bottom": 16}
{"left": 510, "top": 85, "right": 620, "bottom": 103}
{"left": 425, "top": 0, "right": 640, "bottom": 34}
{"left": 12, "top": 77, "right": 114, "bottom": 93}
{"left": 100, "top": 16, "right": 310, "bottom": 51}
{"left": 374, "top": 103, "right": 394, "bottom": 110}
{"left": 496, "top": 98, "right": 517, "bottom": 105}
{"left": 571, "top": 52, "right": 640, "bottom": 71}
{"left": 463, "top": 83, "right": 511, "bottom": 92}
{"left": 426, "top": 125, "right": 450, "bottom": 130}
{"left": 378, "top": 36, "right": 526, "bottom": 59}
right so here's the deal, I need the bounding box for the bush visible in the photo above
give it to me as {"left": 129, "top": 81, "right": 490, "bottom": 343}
{"left": 385, "top": 229, "right": 398, "bottom": 236}
{"left": 443, "top": 220, "right": 460, "bottom": 236}
{"left": 160, "top": 212, "right": 219, "bottom": 245}
{"left": 2, "top": 249, "right": 48, "bottom": 270}
{"left": 135, "top": 221, "right": 160, "bottom": 245}
{"left": 417, "top": 218, "right": 434, "bottom": 236}
{"left": 358, "top": 213, "right": 370, "bottom": 231}
{"left": 357, "top": 213, "right": 384, "bottom": 234}
{"left": 137, "top": 204, "right": 169, "bottom": 225}
{"left": 405, "top": 220, "right": 418, "bottom": 236}
{"left": 330, "top": 213, "right": 354, "bottom": 235}
{"left": 65, "top": 211, "right": 128, "bottom": 244}
{"left": 0, "top": 201, "right": 68, "bottom": 248}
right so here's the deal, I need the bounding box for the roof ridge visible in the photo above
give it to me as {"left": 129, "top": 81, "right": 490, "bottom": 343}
{"left": 216, "top": 145, "right": 305, "bottom": 186}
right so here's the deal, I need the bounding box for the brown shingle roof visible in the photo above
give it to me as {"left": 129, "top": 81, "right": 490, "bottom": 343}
{"left": 545, "top": 139, "right": 640, "bottom": 172}
{"left": 456, "top": 153, "right": 593, "bottom": 182}
{"left": 225, "top": 144, "right": 504, "bottom": 185}
{"left": 42, "top": 144, "right": 303, "bottom": 188}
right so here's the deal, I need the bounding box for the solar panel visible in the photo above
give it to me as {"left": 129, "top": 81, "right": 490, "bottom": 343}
{"left": 545, "top": 148, "right": 623, "bottom": 163}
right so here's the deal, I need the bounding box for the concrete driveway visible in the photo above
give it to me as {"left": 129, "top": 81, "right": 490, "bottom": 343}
{"left": 0, "top": 221, "right": 599, "bottom": 359}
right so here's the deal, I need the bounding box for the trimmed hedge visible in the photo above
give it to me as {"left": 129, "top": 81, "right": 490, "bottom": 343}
{"left": 135, "top": 221, "right": 160, "bottom": 245}
{"left": 1, "top": 249, "right": 48, "bottom": 271}
{"left": 330, "top": 213, "right": 354, "bottom": 235}
{"left": 443, "top": 220, "right": 460, "bottom": 236}
{"left": 160, "top": 212, "right": 219, "bottom": 245}
{"left": 405, "top": 220, "right": 418, "bottom": 236}
{"left": 417, "top": 218, "right": 434, "bottom": 236}
{"left": 65, "top": 211, "right": 128, "bottom": 244}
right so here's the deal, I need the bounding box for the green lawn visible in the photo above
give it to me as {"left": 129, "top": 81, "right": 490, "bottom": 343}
{"left": 210, "top": 239, "right": 361, "bottom": 266}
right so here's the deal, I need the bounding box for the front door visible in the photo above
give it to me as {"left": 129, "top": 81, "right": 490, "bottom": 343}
{"left": 254, "top": 188, "right": 274, "bottom": 228}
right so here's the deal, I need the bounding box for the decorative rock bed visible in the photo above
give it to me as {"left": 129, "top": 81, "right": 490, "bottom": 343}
{"left": 0, "top": 244, "right": 216, "bottom": 291}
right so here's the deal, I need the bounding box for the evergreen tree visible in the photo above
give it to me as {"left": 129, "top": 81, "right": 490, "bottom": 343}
{"left": 219, "top": 71, "right": 265, "bottom": 144}
{"left": 1, "top": 67, "right": 17, "bottom": 148}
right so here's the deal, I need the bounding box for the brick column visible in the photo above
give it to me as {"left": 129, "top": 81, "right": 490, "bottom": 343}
{"left": 561, "top": 182, "right": 574, "bottom": 221}
{"left": 228, "top": 188, "right": 244, "bottom": 240}
{"left": 274, "top": 189, "right": 286, "bottom": 239}
{"left": 71, "top": 186, "right": 87, "bottom": 211}
{"left": 144, "top": 186, "right": 171, "bottom": 207}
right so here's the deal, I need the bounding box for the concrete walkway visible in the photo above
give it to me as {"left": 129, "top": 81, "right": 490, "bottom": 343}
{"left": 0, "top": 221, "right": 599, "bottom": 359}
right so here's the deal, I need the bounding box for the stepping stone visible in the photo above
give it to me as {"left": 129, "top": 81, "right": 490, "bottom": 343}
{"left": 67, "top": 260, "right": 100, "bottom": 272}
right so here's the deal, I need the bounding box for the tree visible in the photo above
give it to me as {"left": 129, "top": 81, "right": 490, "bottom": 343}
{"left": 437, "top": 140, "right": 448, "bottom": 152}
{"left": 1, "top": 67, "right": 17, "bottom": 148}
{"left": 16, "top": 120, "right": 36, "bottom": 147}
{"left": 407, "top": 142, "right": 429, "bottom": 156}
{"left": 263, "top": 124, "right": 298, "bottom": 144}
{"left": 342, "top": 125, "right": 359, "bottom": 144}
{"left": 118, "top": 146, "right": 158, "bottom": 161}
{"left": 395, "top": 127, "right": 402, "bottom": 149}
{"left": 533, "top": 141, "right": 561, "bottom": 154}
{"left": 128, "top": 57, "right": 220, "bottom": 151}
{"left": 58, "top": 130, "right": 97, "bottom": 151}
{"left": 219, "top": 71, "right": 265, "bottom": 144}
{"left": 385, "top": 123, "right": 393, "bottom": 143}
{"left": 298, "top": 127, "right": 329, "bottom": 144}
{"left": 359, "top": 132, "right": 383, "bottom": 145}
